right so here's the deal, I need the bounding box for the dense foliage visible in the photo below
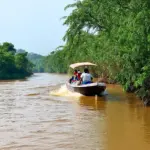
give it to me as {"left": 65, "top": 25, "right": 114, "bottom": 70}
{"left": 27, "top": 53, "right": 45, "bottom": 73}
{"left": 44, "top": 47, "right": 68, "bottom": 73}
{"left": 0, "top": 42, "right": 33, "bottom": 79}
{"left": 17, "top": 50, "right": 45, "bottom": 73}
{"left": 44, "top": 0, "right": 150, "bottom": 105}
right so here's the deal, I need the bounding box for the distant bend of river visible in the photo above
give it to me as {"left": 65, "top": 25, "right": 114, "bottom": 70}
{"left": 0, "top": 73, "right": 150, "bottom": 150}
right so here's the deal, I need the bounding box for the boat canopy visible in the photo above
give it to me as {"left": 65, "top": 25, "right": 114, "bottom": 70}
{"left": 70, "top": 62, "right": 97, "bottom": 69}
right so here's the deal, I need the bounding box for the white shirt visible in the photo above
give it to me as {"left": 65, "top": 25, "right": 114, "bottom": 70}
{"left": 81, "top": 73, "right": 92, "bottom": 82}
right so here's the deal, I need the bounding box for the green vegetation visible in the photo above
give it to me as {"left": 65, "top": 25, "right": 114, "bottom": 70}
{"left": 27, "top": 53, "right": 45, "bottom": 73}
{"left": 0, "top": 42, "right": 33, "bottom": 79}
{"left": 44, "top": 0, "right": 150, "bottom": 105}
{"left": 44, "top": 48, "right": 68, "bottom": 73}
{"left": 17, "top": 50, "right": 45, "bottom": 73}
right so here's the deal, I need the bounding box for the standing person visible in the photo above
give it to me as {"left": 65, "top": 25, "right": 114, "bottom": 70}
{"left": 77, "top": 70, "right": 81, "bottom": 80}
{"left": 80, "top": 68, "right": 93, "bottom": 84}
{"left": 73, "top": 69, "right": 78, "bottom": 80}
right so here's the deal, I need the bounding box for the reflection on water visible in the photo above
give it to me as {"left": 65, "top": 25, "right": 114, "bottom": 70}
{"left": 0, "top": 73, "right": 150, "bottom": 150}
{"left": 79, "top": 95, "right": 106, "bottom": 110}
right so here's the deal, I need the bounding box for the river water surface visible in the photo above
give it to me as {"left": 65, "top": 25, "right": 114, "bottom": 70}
{"left": 0, "top": 73, "right": 150, "bottom": 150}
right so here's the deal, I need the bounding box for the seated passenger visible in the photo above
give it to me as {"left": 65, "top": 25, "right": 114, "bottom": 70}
{"left": 69, "top": 70, "right": 78, "bottom": 83}
{"left": 80, "top": 68, "right": 93, "bottom": 84}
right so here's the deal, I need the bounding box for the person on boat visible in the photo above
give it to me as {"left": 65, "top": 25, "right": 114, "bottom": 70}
{"left": 77, "top": 70, "right": 81, "bottom": 80}
{"left": 80, "top": 68, "right": 93, "bottom": 84}
{"left": 69, "top": 70, "right": 78, "bottom": 83}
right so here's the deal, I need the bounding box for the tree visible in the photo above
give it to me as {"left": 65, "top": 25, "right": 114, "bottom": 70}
{"left": 0, "top": 42, "right": 33, "bottom": 79}
{"left": 0, "top": 42, "right": 16, "bottom": 54}
{"left": 44, "top": 0, "right": 150, "bottom": 105}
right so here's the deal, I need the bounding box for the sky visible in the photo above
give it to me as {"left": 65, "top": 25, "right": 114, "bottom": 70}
{"left": 0, "top": 0, "right": 74, "bottom": 55}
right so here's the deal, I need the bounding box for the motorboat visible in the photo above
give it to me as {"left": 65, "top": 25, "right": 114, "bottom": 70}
{"left": 66, "top": 62, "right": 106, "bottom": 96}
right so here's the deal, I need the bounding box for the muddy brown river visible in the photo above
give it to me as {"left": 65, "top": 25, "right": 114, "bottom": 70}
{"left": 0, "top": 73, "right": 150, "bottom": 150}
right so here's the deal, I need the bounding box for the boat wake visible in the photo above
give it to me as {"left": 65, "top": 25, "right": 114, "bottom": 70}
{"left": 50, "top": 84, "right": 82, "bottom": 97}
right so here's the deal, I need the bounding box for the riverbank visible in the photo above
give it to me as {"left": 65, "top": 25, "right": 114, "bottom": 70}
{"left": 0, "top": 72, "right": 33, "bottom": 80}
